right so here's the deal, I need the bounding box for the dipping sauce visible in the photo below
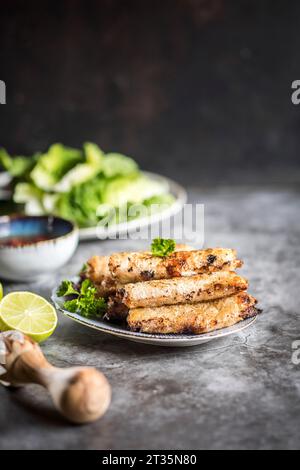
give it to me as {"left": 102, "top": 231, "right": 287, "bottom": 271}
{"left": 0, "top": 234, "right": 55, "bottom": 248}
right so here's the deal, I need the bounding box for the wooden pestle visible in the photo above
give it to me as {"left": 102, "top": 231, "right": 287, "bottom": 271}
{"left": 0, "top": 332, "right": 111, "bottom": 424}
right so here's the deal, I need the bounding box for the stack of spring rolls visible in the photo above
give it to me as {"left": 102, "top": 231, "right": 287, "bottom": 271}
{"left": 85, "top": 245, "right": 261, "bottom": 335}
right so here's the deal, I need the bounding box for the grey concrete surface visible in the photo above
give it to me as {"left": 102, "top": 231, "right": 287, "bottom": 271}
{"left": 0, "top": 186, "right": 299, "bottom": 450}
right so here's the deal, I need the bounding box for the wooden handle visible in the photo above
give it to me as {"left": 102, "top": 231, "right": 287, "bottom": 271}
{"left": 0, "top": 333, "right": 111, "bottom": 424}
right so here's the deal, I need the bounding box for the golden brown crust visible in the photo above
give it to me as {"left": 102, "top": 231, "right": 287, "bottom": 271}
{"left": 109, "top": 248, "right": 242, "bottom": 284}
{"left": 85, "top": 244, "right": 195, "bottom": 296}
{"left": 93, "top": 279, "right": 118, "bottom": 298}
{"left": 85, "top": 256, "right": 117, "bottom": 297}
{"left": 86, "top": 256, "right": 110, "bottom": 284}
{"left": 127, "top": 293, "right": 259, "bottom": 334}
{"left": 108, "top": 271, "right": 248, "bottom": 314}
{"left": 173, "top": 244, "right": 194, "bottom": 252}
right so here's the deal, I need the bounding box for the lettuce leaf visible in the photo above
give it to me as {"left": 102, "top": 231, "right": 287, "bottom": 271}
{"left": 13, "top": 182, "right": 45, "bottom": 215}
{"left": 30, "top": 144, "right": 83, "bottom": 191}
{"left": 84, "top": 142, "right": 104, "bottom": 167}
{"left": 143, "top": 194, "right": 175, "bottom": 207}
{"left": 55, "top": 176, "right": 106, "bottom": 227}
{"left": 0, "top": 148, "right": 37, "bottom": 178}
{"left": 102, "top": 174, "right": 169, "bottom": 207}
{"left": 102, "top": 153, "right": 138, "bottom": 178}
{"left": 52, "top": 143, "right": 104, "bottom": 193}
{"left": 2, "top": 142, "right": 175, "bottom": 228}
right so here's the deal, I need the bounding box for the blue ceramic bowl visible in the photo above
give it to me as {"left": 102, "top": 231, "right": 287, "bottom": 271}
{"left": 0, "top": 215, "right": 79, "bottom": 281}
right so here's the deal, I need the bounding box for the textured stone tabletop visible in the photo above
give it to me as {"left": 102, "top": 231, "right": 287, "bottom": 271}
{"left": 0, "top": 186, "right": 299, "bottom": 450}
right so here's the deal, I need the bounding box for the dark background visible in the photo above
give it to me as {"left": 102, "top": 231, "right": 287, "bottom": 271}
{"left": 0, "top": 0, "right": 300, "bottom": 186}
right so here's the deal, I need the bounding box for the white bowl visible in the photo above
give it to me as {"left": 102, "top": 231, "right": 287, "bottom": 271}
{"left": 0, "top": 216, "right": 79, "bottom": 282}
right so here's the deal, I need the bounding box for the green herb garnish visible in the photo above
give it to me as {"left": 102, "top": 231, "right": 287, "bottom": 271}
{"left": 56, "top": 280, "right": 78, "bottom": 297}
{"left": 56, "top": 279, "right": 107, "bottom": 319}
{"left": 79, "top": 263, "right": 88, "bottom": 276}
{"left": 151, "top": 238, "right": 176, "bottom": 257}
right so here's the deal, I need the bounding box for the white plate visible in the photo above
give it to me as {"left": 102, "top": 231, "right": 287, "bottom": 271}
{"left": 78, "top": 172, "right": 187, "bottom": 240}
{"left": 0, "top": 171, "right": 12, "bottom": 188}
{"left": 52, "top": 284, "right": 258, "bottom": 347}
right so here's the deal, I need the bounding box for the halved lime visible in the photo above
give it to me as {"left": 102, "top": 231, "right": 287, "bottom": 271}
{"left": 0, "top": 292, "right": 58, "bottom": 342}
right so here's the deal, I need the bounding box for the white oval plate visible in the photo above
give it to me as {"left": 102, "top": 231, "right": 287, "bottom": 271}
{"left": 52, "top": 285, "right": 258, "bottom": 347}
{"left": 78, "top": 172, "right": 187, "bottom": 240}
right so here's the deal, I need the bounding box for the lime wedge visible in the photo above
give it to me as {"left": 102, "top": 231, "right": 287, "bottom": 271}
{"left": 0, "top": 292, "right": 58, "bottom": 342}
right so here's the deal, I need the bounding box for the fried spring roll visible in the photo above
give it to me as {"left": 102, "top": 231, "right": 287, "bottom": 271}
{"left": 107, "top": 271, "right": 248, "bottom": 320}
{"left": 127, "top": 293, "right": 260, "bottom": 335}
{"left": 109, "top": 248, "right": 242, "bottom": 284}
{"left": 85, "top": 255, "right": 116, "bottom": 297}
{"left": 85, "top": 244, "right": 194, "bottom": 296}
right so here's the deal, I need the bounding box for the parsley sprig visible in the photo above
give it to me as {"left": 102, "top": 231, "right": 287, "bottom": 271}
{"left": 56, "top": 280, "right": 78, "bottom": 297}
{"left": 151, "top": 238, "right": 176, "bottom": 257}
{"left": 56, "top": 279, "right": 107, "bottom": 319}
